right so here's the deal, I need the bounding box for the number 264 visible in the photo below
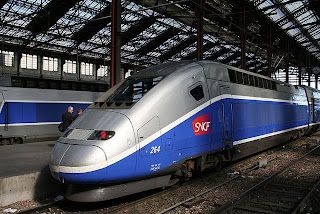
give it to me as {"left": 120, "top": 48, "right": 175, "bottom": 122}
{"left": 150, "top": 146, "right": 161, "bottom": 154}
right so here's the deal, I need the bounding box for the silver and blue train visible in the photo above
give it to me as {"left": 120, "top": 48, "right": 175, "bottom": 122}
{"left": 49, "top": 61, "right": 320, "bottom": 202}
{"left": 0, "top": 86, "right": 103, "bottom": 144}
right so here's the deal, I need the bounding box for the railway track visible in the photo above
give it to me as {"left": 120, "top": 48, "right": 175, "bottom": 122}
{"left": 157, "top": 143, "right": 320, "bottom": 214}
{"left": 212, "top": 144, "right": 320, "bottom": 214}
{"left": 104, "top": 139, "right": 298, "bottom": 213}
{"left": 13, "top": 135, "right": 320, "bottom": 214}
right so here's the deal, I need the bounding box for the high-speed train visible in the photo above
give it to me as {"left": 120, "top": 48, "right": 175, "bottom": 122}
{"left": 0, "top": 86, "right": 104, "bottom": 144}
{"left": 49, "top": 61, "right": 320, "bottom": 202}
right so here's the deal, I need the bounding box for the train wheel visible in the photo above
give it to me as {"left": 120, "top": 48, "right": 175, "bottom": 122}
{"left": 215, "top": 154, "right": 223, "bottom": 170}
{"left": 17, "top": 137, "right": 23, "bottom": 144}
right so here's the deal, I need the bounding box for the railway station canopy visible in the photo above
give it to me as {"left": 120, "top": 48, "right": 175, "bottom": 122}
{"left": 0, "top": 0, "right": 319, "bottom": 81}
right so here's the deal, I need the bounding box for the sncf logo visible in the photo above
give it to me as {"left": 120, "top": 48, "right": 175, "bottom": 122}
{"left": 192, "top": 114, "right": 211, "bottom": 135}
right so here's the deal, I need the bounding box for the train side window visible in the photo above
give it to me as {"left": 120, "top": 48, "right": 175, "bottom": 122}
{"left": 254, "top": 76, "right": 259, "bottom": 87}
{"left": 236, "top": 72, "right": 243, "bottom": 84}
{"left": 243, "top": 73, "right": 249, "bottom": 85}
{"left": 268, "top": 80, "right": 272, "bottom": 89}
{"left": 258, "top": 78, "right": 263, "bottom": 88}
{"left": 190, "top": 84, "right": 204, "bottom": 101}
{"left": 228, "top": 69, "right": 236, "bottom": 83}
{"left": 263, "top": 79, "right": 268, "bottom": 89}
{"left": 263, "top": 79, "right": 269, "bottom": 89}
{"left": 265, "top": 80, "right": 269, "bottom": 89}
{"left": 249, "top": 75, "right": 254, "bottom": 86}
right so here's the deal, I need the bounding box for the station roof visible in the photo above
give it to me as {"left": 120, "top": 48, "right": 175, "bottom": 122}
{"left": 0, "top": 0, "right": 319, "bottom": 74}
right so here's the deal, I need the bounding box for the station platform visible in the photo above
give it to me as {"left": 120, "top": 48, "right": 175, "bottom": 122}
{"left": 0, "top": 141, "right": 64, "bottom": 206}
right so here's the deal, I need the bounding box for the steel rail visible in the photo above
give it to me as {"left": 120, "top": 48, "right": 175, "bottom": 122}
{"left": 156, "top": 139, "right": 304, "bottom": 214}
{"left": 291, "top": 175, "right": 320, "bottom": 214}
{"left": 213, "top": 144, "right": 320, "bottom": 214}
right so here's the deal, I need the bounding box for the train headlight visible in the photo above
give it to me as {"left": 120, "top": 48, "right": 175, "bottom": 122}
{"left": 88, "top": 131, "right": 115, "bottom": 140}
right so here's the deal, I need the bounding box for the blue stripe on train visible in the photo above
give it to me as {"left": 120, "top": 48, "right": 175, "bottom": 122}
{"left": 0, "top": 102, "right": 90, "bottom": 124}
{"left": 58, "top": 98, "right": 310, "bottom": 183}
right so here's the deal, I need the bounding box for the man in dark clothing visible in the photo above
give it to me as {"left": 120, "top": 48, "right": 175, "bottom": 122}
{"left": 62, "top": 106, "right": 73, "bottom": 132}
{"left": 73, "top": 108, "right": 83, "bottom": 121}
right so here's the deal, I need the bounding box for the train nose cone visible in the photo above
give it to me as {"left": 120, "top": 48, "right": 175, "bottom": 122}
{"left": 49, "top": 142, "right": 107, "bottom": 183}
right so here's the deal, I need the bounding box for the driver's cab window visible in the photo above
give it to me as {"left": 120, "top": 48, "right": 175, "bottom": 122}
{"left": 190, "top": 84, "right": 204, "bottom": 101}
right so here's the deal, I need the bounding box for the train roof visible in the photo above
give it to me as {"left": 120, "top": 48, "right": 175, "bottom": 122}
{"left": 132, "top": 61, "right": 196, "bottom": 78}
{"left": 132, "top": 61, "right": 287, "bottom": 87}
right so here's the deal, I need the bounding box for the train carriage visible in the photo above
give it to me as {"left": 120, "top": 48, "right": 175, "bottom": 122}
{"left": 0, "top": 86, "right": 103, "bottom": 144}
{"left": 49, "top": 61, "right": 320, "bottom": 202}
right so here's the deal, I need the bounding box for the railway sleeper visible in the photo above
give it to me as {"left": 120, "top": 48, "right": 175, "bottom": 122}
{"left": 253, "top": 194, "right": 298, "bottom": 207}
{"left": 261, "top": 188, "right": 304, "bottom": 197}
{"left": 235, "top": 204, "right": 286, "bottom": 214}
{"left": 268, "top": 183, "right": 311, "bottom": 192}
{"left": 249, "top": 200, "right": 294, "bottom": 210}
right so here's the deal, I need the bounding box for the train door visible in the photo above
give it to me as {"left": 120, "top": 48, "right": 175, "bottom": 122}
{"left": 136, "top": 116, "right": 163, "bottom": 176}
{"left": 219, "top": 84, "right": 233, "bottom": 145}
{"left": 138, "top": 116, "right": 162, "bottom": 156}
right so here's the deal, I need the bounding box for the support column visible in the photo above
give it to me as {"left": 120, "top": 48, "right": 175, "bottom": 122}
{"left": 110, "top": 0, "right": 121, "bottom": 88}
{"left": 95, "top": 63, "right": 99, "bottom": 80}
{"left": 16, "top": 52, "right": 22, "bottom": 76}
{"left": 298, "top": 49, "right": 302, "bottom": 85}
{"left": 307, "top": 52, "right": 311, "bottom": 86}
{"left": 316, "top": 75, "right": 318, "bottom": 89}
{"left": 285, "top": 41, "right": 289, "bottom": 83}
{"left": 38, "top": 55, "right": 43, "bottom": 78}
{"left": 267, "top": 25, "right": 272, "bottom": 77}
{"left": 76, "top": 57, "right": 80, "bottom": 81}
{"left": 240, "top": 1, "right": 246, "bottom": 69}
{"left": 93, "top": 63, "right": 97, "bottom": 80}
{"left": 60, "top": 58, "right": 65, "bottom": 80}
{"left": 196, "top": 0, "right": 204, "bottom": 60}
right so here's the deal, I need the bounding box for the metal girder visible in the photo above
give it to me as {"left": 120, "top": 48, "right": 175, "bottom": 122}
{"left": 221, "top": 52, "right": 241, "bottom": 64}
{"left": 255, "top": 0, "right": 303, "bottom": 12}
{"left": 0, "top": 36, "right": 107, "bottom": 65}
{"left": 205, "top": 47, "right": 231, "bottom": 61}
{"left": 246, "top": 60, "right": 258, "bottom": 69}
{"left": 0, "top": 0, "right": 9, "bottom": 8}
{"left": 283, "top": 20, "right": 320, "bottom": 32}
{"left": 71, "top": 5, "right": 111, "bottom": 45}
{"left": 274, "top": 0, "right": 320, "bottom": 54}
{"left": 135, "top": 26, "right": 180, "bottom": 56}
{"left": 26, "top": 0, "right": 81, "bottom": 34}
{"left": 182, "top": 41, "right": 218, "bottom": 60}
{"left": 233, "top": 60, "right": 241, "bottom": 68}
{"left": 159, "top": 35, "right": 197, "bottom": 61}
{"left": 233, "top": 53, "right": 258, "bottom": 69}
{"left": 255, "top": 63, "right": 268, "bottom": 72}
{"left": 132, "top": 0, "right": 262, "bottom": 57}
{"left": 121, "top": 17, "right": 157, "bottom": 47}
{"left": 2, "top": 23, "right": 112, "bottom": 58}
{"left": 308, "top": 0, "right": 320, "bottom": 18}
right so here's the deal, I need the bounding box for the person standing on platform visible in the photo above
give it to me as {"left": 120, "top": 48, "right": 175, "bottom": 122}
{"left": 62, "top": 106, "right": 73, "bottom": 132}
{"left": 73, "top": 108, "right": 83, "bottom": 121}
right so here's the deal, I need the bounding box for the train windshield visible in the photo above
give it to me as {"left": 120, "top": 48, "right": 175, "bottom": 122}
{"left": 107, "top": 76, "right": 163, "bottom": 104}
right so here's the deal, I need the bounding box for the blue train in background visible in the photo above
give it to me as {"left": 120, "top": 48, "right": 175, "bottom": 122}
{"left": 49, "top": 61, "right": 320, "bottom": 202}
{"left": 0, "top": 86, "right": 103, "bottom": 144}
